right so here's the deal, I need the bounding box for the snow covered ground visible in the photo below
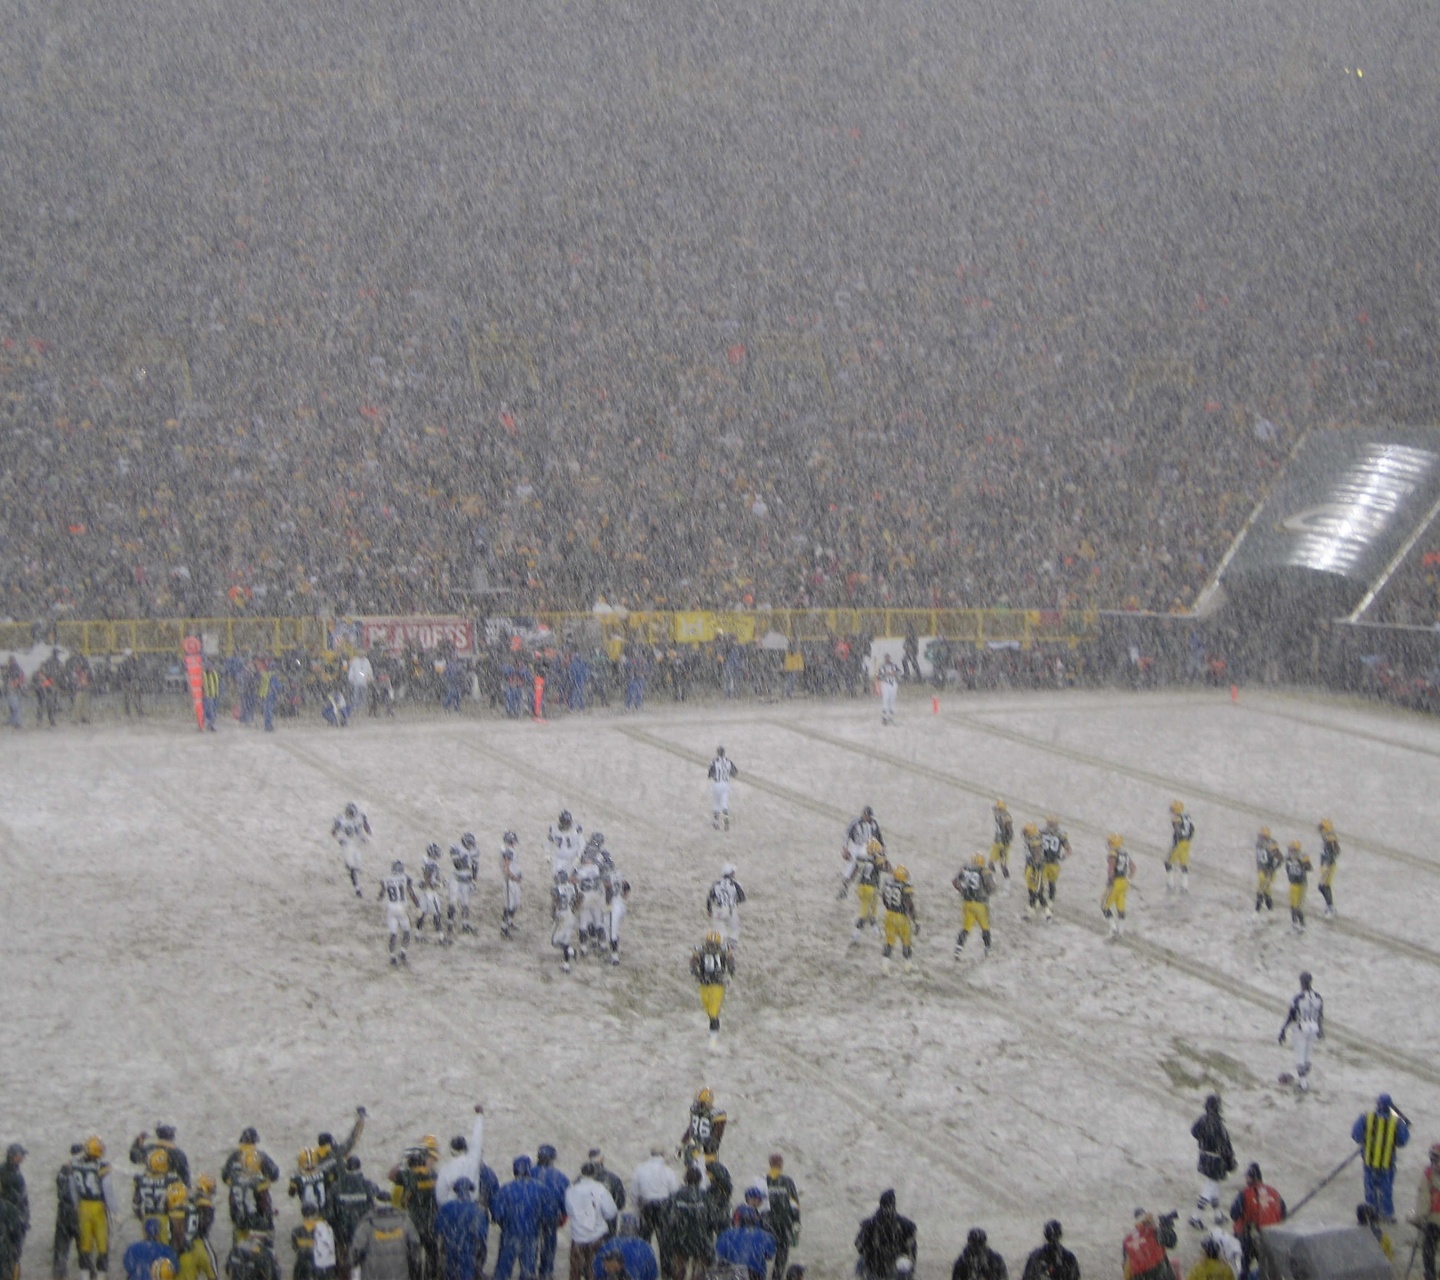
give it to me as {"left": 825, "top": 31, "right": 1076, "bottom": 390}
{"left": 2, "top": 685, "right": 1437, "bottom": 1280}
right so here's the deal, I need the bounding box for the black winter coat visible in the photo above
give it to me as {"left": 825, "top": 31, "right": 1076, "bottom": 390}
{"left": 1191, "top": 1112, "right": 1236, "bottom": 1182}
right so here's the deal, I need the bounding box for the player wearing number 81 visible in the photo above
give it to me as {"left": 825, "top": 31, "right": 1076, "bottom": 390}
{"left": 379, "top": 862, "right": 420, "bottom": 968}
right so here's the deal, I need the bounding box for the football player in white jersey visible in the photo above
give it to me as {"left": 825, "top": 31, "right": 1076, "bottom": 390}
{"left": 877, "top": 653, "right": 900, "bottom": 725}
{"left": 586, "top": 831, "right": 614, "bottom": 876}
{"left": 548, "top": 810, "right": 585, "bottom": 876}
{"left": 417, "top": 844, "right": 447, "bottom": 941}
{"left": 708, "top": 747, "right": 738, "bottom": 831}
{"left": 574, "top": 848, "right": 608, "bottom": 958}
{"left": 499, "top": 831, "right": 522, "bottom": 937}
{"left": 379, "top": 859, "right": 419, "bottom": 967}
{"left": 604, "top": 860, "right": 631, "bottom": 966}
{"left": 551, "top": 870, "right": 579, "bottom": 973}
{"left": 706, "top": 865, "right": 746, "bottom": 953}
{"left": 448, "top": 835, "right": 480, "bottom": 935}
{"left": 331, "top": 803, "right": 372, "bottom": 897}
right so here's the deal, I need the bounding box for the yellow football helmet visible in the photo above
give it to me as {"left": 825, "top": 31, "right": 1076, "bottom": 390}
{"left": 893, "top": 865, "right": 910, "bottom": 884}
{"left": 195, "top": 1174, "right": 216, "bottom": 1196}
{"left": 1287, "top": 840, "right": 1302, "bottom": 853}
{"left": 84, "top": 1136, "right": 104, "bottom": 1160}
{"left": 1319, "top": 818, "right": 1334, "bottom": 834}
{"left": 166, "top": 1183, "right": 189, "bottom": 1210}
{"left": 1023, "top": 822, "right": 1039, "bottom": 839}
{"left": 866, "top": 838, "right": 883, "bottom": 856}
{"left": 298, "top": 1148, "right": 318, "bottom": 1173}
{"left": 1169, "top": 800, "right": 1184, "bottom": 815}
{"left": 1044, "top": 815, "right": 1059, "bottom": 829}
{"left": 972, "top": 853, "right": 987, "bottom": 867}
{"left": 422, "top": 1135, "right": 440, "bottom": 1156}
{"left": 994, "top": 799, "right": 1007, "bottom": 812}
{"left": 151, "top": 1261, "right": 176, "bottom": 1280}
{"left": 704, "top": 931, "right": 723, "bottom": 949}
{"left": 1259, "top": 827, "right": 1271, "bottom": 840}
{"left": 1107, "top": 833, "right": 1123, "bottom": 850}
{"left": 696, "top": 1088, "right": 715, "bottom": 1107}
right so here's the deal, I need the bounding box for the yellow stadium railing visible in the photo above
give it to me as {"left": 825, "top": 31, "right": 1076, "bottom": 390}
{"left": 535, "top": 607, "right": 1099, "bottom": 651}
{"left": 0, "top": 616, "right": 330, "bottom": 658}
{"left": 0, "top": 608, "right": 1098, "bottom": 657}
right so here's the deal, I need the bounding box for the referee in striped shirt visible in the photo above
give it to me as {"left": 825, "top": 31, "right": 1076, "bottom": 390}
{"left": 709, "top": 747, "right": 738, "bottom": 831}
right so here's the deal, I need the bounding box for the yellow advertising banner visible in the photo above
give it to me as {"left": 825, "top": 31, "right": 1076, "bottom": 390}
{"left": 671, "top": 612, "right": 712, "bottom": 643}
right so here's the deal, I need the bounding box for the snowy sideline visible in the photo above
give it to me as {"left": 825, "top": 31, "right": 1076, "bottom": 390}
{"left": 2, "top": 686, "right": 1437, "bottom": 1280}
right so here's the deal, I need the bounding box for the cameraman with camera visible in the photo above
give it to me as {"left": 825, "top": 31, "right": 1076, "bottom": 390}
{"left": 1123, "top": 1210, "right": 1177, "bottom": 1280}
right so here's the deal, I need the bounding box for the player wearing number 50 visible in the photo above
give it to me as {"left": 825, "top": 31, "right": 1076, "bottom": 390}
{"left": 1039, "top": 817, "right": 1071, "bottom": 908}
{"left": 690, "top": 934, "right": 735, "bottom": 1044}
{"left": 708, "top": 748, "right": 738, "bottom": 832}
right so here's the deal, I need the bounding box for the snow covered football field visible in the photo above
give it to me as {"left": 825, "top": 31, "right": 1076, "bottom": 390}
{"left": 3, "top": 685, "right": 1439, "bottom": 1280}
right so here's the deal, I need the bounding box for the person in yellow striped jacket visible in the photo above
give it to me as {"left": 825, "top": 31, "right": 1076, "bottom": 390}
{"left": 1352, "top": 1094, "right": 1410, "bottom": 1221}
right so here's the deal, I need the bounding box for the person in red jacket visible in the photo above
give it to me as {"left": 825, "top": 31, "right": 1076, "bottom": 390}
{"left": 1228, "top": 1164, "right": 1285, "bottom": 1279}
{"left": 1122, "top": 1213, "right": 1171, "bottom": 1280}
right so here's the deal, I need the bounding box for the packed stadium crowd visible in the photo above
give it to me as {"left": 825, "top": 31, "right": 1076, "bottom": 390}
{"left": 2, "top": 0, "right": 1438, "bottom": 630}
{"left": 0, "top": 313, "right": 1281, "bottom": 625}
{"left": 3, "top": 212, "right": 1434, "bottom": 631}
